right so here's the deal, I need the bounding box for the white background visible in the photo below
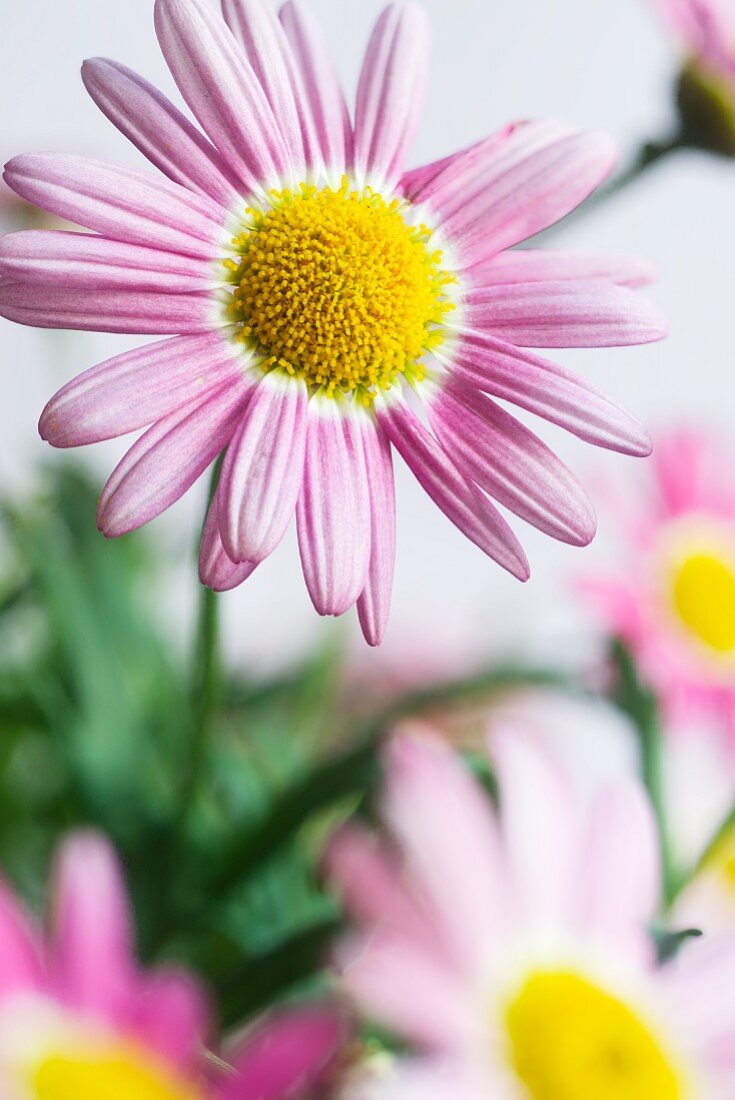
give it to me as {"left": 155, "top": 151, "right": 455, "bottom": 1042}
{"left": 1, "top": 0, "right": 733, "bottom": 676}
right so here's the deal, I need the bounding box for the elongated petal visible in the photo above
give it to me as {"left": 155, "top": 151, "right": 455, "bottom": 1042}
{"left": 222, "top": 0, "right": 305, "bottom": 170}
{"left": 354, "top": 2, "right": 430, "bottom": 187}
{"left": 357, "top": 415, "right": 396, "bottom": 646}
{"left": 131, "top": 970, "right": 210, "bottom": 1074}
{"left": 4, "top": 154, "right": 225, "bottom": 258}
{"left": 0, "top": 881, "right": 44, "bottom": 997}
{"left": 199, "top": 490, "right": 258, "bottom": 591}
{"left": 383, "top": 732, "right": 510, "bottom": 972}
{"left": 428, "top": 380, "right": 596, "bottom": 545}
{"left": 297, "top": 398, "right": 371, "bottom": 616}
{"left": 222, "top": 1006, "right": 345, "bottom": 1100}
{"left": 375, "top": 391, "right": 529, "bottom": 580}
{"left": 462, "top": 280, "right": 666, "bottom": 348}
{"left": 40, "top": 331, "right": 246, "bottom": 447}
{"left": 154, "top": 0, "right": 291, "bottom": 191}
{"left": 0, "top": 281, "right": 216, "bottom": 334}
{"left": 279, "top": 0, "right": 352, "bottom": 174}
{"left": 98, "top": 379, "right": 249, "bottom": 537}
{"left": 575, "top": 781, "right": 660, "bottom": 956}
{"left": 410, "top": 120, "right": 616, "bottom": 263}
{"left": 50, "top": 832, "right": 134, "bottom": 1021}
{"left": 81, "top": 58, "right": 241, "bottom": 208}
{"left": 400, "top": 136, "right": 488, "bottom": 200}
{"left": 0, "top": 230, "right": 217, "bottom": 291}
{"left": 451, "top": 330, "right": 652, "bottom": 456}
{"left": 218, "top": 371, "right": 307, "bottom": 563}
{"left": 469, "top": 249, "right": 657, "bottom": 289}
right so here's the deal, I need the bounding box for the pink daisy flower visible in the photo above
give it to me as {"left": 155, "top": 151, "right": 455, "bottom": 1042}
{"left": 326, "top": 730, "right": 735, "bottom": 1099}
{"left": 584, "top": 426, "right": 735, "bottom": 737}
{"left": 0, "top": 830, "right": 344, "bottom": 1099}
{"left": 655, "top": 0, "right": 735, "bottom": 80}
{"left": 0, "top": 0, "right": 665, "bottom": 645}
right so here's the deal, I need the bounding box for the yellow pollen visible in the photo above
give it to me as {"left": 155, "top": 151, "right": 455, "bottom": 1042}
{"left": 32, "top": 1046, "right": 201, "bottom": 1100}
{"left": 224, "top": 178, "right": 455, "bottom": 399}
{"left": 505, "top": 970, "right": 682, "bottom": 1100}
{"left": 671, "top": 551, "right": 735, "bottom": 654}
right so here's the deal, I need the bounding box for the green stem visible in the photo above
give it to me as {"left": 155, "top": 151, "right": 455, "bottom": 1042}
{"left": 608, "top": 640, "right": 679, "bottom": 906}
{"left": 668, "top": 800, "right": 735, "bottom": 907}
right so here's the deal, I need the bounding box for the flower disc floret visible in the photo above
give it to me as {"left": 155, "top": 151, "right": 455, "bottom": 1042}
{"left": 225, "top": 179, "right": 455, "bottom": 399}
{"left": 671, "top": 550, "right": 735, "bottom": 654}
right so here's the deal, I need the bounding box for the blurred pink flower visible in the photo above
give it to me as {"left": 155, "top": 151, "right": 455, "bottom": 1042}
{"left": 326, "top": 729, "right": 735, "bottom": 1098}
{"left": 0, "top": 0, "right": 664, "bottom": 644}
{"left": 656, "top": 0, "right": 735, "bottom": 79}
{"left": 0, "top": 830, "right": 344, "bottom": 1099}
{"left": 584, "top": 426, "right": 735, "bottom": 737}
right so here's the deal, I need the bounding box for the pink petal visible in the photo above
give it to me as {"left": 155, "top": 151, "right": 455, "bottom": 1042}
{"left": 383, "top": 732, "right": 510, "bottom": 974}
{"left": 354, "top": 2, "right": 430, "bottom": 187}
{"left": 222, "top": 0, "right": 306, "bottom": 172}
{"left": 222, "top": 1005, "right": 345, "bottom": 1100}
{"left": 296, "top": 398, "right": 371, "bottom": 616}
{"left": 462, "top": 280, "right": 667, "bottom": 348}
{"left": 279, "top": 0, "right": 352, "bottom": 174}
{"left": 574, "top": 780, "right": 660, "bottom": 958}
{"left": 427, "top": 379, "right": 596, "bottom": 546}
{"left": 39, "top": 331, "right": 246, "bottom": 447}
{"left": 154, "top": 0, "right": 292, "bottom": 191}
{"left": 400, "top": 136, "right": 489, "bottom": 200}
{"left": 0, "top": 281, "right": 216, "bottom": 334}
{"left": 81, "top": 58, "right": 241, "bottom": 209}
{"left": 3, "top": 154, "right": 225, "bottom": 258}
{"left": 130, "top": 969, "right": 210, "bottom": 1075}
{"left": 0, "top": 230, "right": 217, "bottom": 292}
{"left": 356, "top": 415, "right": 396, "bottom": 646}
{"left": 97, "top": 379, "right": 250, "bottom": 537}
{"left": 218, "top": 371, "right": 308, "bottom": 563}
{"left": 409, "top": 119, "right": 616, "bottom": 264}
{"left": 451, "top": 330, "right": 652, "bottom": 456}
{"left": 0, "top": 879, "right": 44, "bottom": 998}
{"left": 199, "top": 489, "right": 258, "bottom": 591}
{"left": 375, "top": 391, "right": 529, "bottom": 580}
{"left": 50, "top": 831, "right": 134, "bottom": 1023}
{"left": 468, "top": 248, "right": 657, "bottom": 288}
{"left": 662, "top": 936, "right": 735, "bottom": 1054}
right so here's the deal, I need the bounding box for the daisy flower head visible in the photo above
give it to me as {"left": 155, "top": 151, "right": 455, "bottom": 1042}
{"left": 584, "top": 426, "right": 735, "bottom": 738}
{"left": 0, "top": 0, "right": 666, "bottom": 645}
{"left": 654, "top": 0, "right": 735, "bottom": 153}
{"left": 326, "top": 729, "right": 735, "bottom": 1099}
{"left": 0, "top": 830, "right": 345, "bottom": 1100}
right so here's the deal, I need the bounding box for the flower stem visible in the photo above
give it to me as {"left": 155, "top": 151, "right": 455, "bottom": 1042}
{"left": 669, "top": 800, "right": 735, "bottom": 906}
{"left": 608, "top": 640, "right": 680, "bottom": 907}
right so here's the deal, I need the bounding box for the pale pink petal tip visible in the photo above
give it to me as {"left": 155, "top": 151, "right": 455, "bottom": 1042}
{"left": 223, "top": 1005, "right": 346, "bottom": 1100}
{"left": 199, "top": 492, "right": 258, "bottom": 592}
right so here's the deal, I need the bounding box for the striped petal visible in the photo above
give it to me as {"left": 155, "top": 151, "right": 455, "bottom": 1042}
{"left": 0, "top": 281, "right": 216, "bottom": 334}
{"left": 81, "top": 58, "right": 241, "bottom": 209}
{"left": 409, "top": 120, "right": 616, "bottom": 264}
{"left": 39, "top": 331, "right": 246, "bottom": 447}
{"left": 0, "top": 230, "right": 217, "bottom": 291}
{"left": 279, "top": 0, "right": 352, "bottom": 175}
{"left": 427, "top": 379, "right": 596, "bottom": 546}
{"left": 469, "top": 249, "right": 657, "bottom": 288}
{"left": 375, "top": 391, "right": 529, "bottom": 580}
{"left": 222, "top": 0, "right": 306, "bottom": 171}
{"left": 3, "top": 154, "right": 225, "bottom": 258}
{"left": 97, "top": 379, "right": 249, "bottom": 537}
{"left": 154, "top": 0, "right": 291, "bottom": 192}
{"left": 199, "top": 489, "right": 258, "bottom": 591}
{"left": 357, "top": 414, "right": 396, "bottom": 646}
{"left": 218, "top": 371, "right": 308, "bottom": 563}
{"left": 450, "top": 330, "right": 652, "bottom": 456}
{"left": 354, "top": 2, "right": 430, "bottom": 188}
{"left": 50, "top": 832, "right": 134, "bottom": 1022}
{"left": 297, "top": 397, "right": 371, "bottom": 616}
{"left": 462, "top": 280, "right": 667, "bottom": 348}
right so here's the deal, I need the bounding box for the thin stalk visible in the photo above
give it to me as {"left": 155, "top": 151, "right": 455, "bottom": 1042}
{"left": 668, "top": 800, "right": 735, "bottom": 907}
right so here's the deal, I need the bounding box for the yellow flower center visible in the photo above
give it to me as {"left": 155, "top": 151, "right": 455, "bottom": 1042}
{"left": 32, "top": 1047, "right": 200, "bottom": 1100}
{"left": 671, "top": 551, "right": 735, "bottom": 654}
{"left": 224, "top": 179, "right": 454, "bottom": 400}
{"left": 506, "top": 970, "right": 682, "bottom": 1100}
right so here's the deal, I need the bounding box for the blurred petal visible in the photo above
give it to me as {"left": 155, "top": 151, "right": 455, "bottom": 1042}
{"left": 0, "top": 881, "right": 44, "bottom": 997}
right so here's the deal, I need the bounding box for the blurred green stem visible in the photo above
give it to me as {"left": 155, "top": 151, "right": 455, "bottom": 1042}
{"left": 669, "top": 800, "right": 735, "bottom": 906}
{"left": 608, "top": 640, "right": 679, "bottom": 906}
